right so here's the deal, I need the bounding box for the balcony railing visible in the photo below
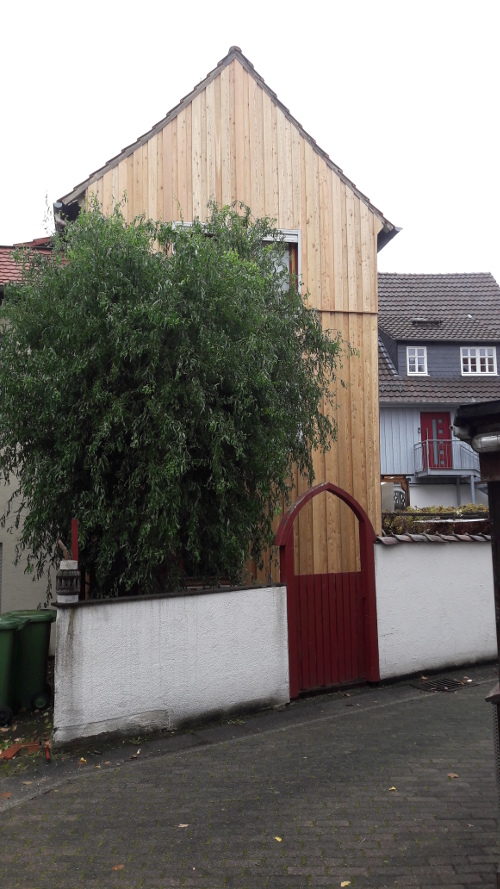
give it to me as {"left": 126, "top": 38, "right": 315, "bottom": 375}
{"left": 414, "top": 439, "right": 480, "bottom": 477}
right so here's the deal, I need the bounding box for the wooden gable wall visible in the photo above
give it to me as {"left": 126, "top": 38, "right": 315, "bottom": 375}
{"left": 86, "top": 58, "right": 382, "bottom": 580}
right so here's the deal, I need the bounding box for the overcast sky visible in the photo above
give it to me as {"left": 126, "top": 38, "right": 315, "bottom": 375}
{"left": 3, "top": 1, "right": 499, "bottom": 281}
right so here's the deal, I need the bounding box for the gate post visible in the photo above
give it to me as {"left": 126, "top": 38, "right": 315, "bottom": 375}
{"left": 281, "top": 537, "right": 300, "bottom": 699}
{"left": 358, "top": 517, "right": 380, "bottom": 682}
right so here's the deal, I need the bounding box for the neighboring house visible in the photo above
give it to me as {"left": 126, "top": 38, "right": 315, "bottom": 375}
{"left": 378, "top": 272, "right": 500, "bottom": 509}
{"left": 0, "top": 238, "right": 53, "bottom": 613}
{"left": 53, "top": 45, "right": 398, "bottom": 579}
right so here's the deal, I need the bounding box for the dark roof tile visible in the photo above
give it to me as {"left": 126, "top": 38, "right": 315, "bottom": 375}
{"left": 378, "top": 272, "right": 500, "bottom": 341}
{"left": 379, "top": 373, "right": 500, "bottom": 404}
{"left": 378, "top": 336, "right": 398, "bottom": 383}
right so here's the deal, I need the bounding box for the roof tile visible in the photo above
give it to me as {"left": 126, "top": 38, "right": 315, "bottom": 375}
{"left": 379, "top": 371, "right": 500, "bottom": 404}
{"left": 379, "top": 272, "right": 500, "bottom": 341}
{"left": 0, "top": 244, "right": 53, "bottom": 286}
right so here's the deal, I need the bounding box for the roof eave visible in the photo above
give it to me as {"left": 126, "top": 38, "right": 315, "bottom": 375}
{"left": 377, "top": 225, "right": 401, "bottom": 253}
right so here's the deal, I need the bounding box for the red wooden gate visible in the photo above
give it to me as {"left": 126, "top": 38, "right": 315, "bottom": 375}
{"left": 275, "top": 482, "right": 380, "bottom": 698}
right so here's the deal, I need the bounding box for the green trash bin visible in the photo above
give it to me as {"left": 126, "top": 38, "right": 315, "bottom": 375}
{"left": 0, "top": 614, "right": 28, "bottom": 725}
{"left": 6, "top": 609, "right": 57, "bottom": 713}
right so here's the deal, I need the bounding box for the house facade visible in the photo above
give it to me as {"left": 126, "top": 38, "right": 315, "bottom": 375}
{"left": 54, "top": 46, "right": 398, "bottom": 579}
{"left": 378, "top": 272, "right": 500, "bottom": 509}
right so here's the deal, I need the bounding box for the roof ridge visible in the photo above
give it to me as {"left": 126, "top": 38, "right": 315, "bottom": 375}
{"left": 0, "top": 244, "right": 52, "bottom": 253}
{"left": 378, "top": 271, "right": 496, "bottom": 279}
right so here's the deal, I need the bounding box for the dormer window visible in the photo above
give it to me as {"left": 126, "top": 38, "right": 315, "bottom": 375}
{"left": 407, "top": 346, "right": 427, "bottom": 375}
{"left": 461, "top": 346, "right": 497, "bottom": 375}
{"left": 411, "top": 318, "right": 442, "bottom": 329}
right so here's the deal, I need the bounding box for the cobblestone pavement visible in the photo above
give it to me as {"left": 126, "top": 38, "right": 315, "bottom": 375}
{"left": 0, "top": 664, "right": 499, "bottom": 888}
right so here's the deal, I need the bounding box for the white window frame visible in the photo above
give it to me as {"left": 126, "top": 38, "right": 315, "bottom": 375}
{"left": 262, "top": 229, "right": 302, "bottom": 283}
{"left": 173, "top": 224, "right": 302, "bottom": 283}
{"left": 461, "top": 346, "right": 497, "bottom": 375}
{"left": 406, "top": 346, "right": 428, "bottom": 376}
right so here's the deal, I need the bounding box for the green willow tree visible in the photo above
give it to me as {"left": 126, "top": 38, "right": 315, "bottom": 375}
{"left": 0, "top": 201, "right": 348, "bottom": 596}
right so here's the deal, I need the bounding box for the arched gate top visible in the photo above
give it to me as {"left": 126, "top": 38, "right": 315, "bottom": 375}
{"left": 275, "top": 481, "right": 376, "bottom": 548}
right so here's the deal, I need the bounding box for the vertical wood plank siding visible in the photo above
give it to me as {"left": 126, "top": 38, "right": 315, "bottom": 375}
{"left": 85, "top": 59, "right": 382, "bottom": 577}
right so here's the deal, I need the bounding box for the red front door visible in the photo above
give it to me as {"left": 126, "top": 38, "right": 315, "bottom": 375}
{"left": 421, "top": 411, "right": 452, "bottom": 469}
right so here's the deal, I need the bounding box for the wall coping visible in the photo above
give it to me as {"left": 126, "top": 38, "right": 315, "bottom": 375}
{"left": 56, "top": 582, "right": 285, "bottom": 608}
{"left": 376, "top": 533, "right": 491, "bottom": 545}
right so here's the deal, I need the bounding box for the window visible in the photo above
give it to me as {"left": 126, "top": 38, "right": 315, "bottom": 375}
{"left": 263, "top": 229, "right": 301, "bottom": 291}
{"left": 407, "top": 346, "right": 427, "bottom": 375}
{"left": 173, "top": 224, "right": 301, "bottom": 289}
{"left": 461, "top": 346, "right": 497, "bottom": 375}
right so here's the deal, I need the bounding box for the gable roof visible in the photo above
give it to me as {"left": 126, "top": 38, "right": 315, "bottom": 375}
{"left": 378, "top": 273, "right": 500, "bottom": 341}
{"left": 12, "top": 237, "right": 53, "bottom": 249}
{"left": 57, "top": 47, "right": 397, "bottom": 247}
{"left": 378, "top": 272, "right": 500, "bottom": 404}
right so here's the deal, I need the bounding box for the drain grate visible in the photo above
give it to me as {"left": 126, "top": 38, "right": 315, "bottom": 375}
{"left": 410, "top": 676, "right": 475, "bottom": 693}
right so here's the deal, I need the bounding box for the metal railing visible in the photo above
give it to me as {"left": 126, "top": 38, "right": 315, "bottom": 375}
{"left": 414, "top": 439, "right": 480, "bottom": 475}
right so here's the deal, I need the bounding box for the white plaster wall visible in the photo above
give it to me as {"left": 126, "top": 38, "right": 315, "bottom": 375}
{"left": 381, "top": 482, "right": 395, "bottom": 512}
{"left": 410, "top": 483, "right": 488, "bottom": 508}
{"left": 53, "top": 586, "right": 289, "bottom": 745}
{"left": 0, "top": 480, "right": 56, "bottom": 653}
{"left": 375, "top": 543, "right": 496, "bottom": 679}
{"left": 0, "top": 481, "right": 50, "bottom": 613}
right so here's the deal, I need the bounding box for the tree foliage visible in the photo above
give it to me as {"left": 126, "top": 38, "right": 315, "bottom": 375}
{"left": 0, "top": 201, "right": 347, "bottom": 595}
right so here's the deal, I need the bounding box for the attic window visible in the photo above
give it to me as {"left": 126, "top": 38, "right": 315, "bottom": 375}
{"left": 411, "top": 318, "right": 442, "bottom": 328}
{"left": 461, "top": 346, "right": 497, "bottom": 375}
{"left": 262, "top": 229, "right": 301, "bottom": 286}
{"left": 173, "top": 223, "right": 301, "bottom": 286}
{"left": 407, "top": 346, "right": 427, "bottom": 375}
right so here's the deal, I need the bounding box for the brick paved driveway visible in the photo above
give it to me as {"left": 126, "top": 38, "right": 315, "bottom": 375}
{"left": 0, "top": 666, "right": 498, "bottom": 888}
